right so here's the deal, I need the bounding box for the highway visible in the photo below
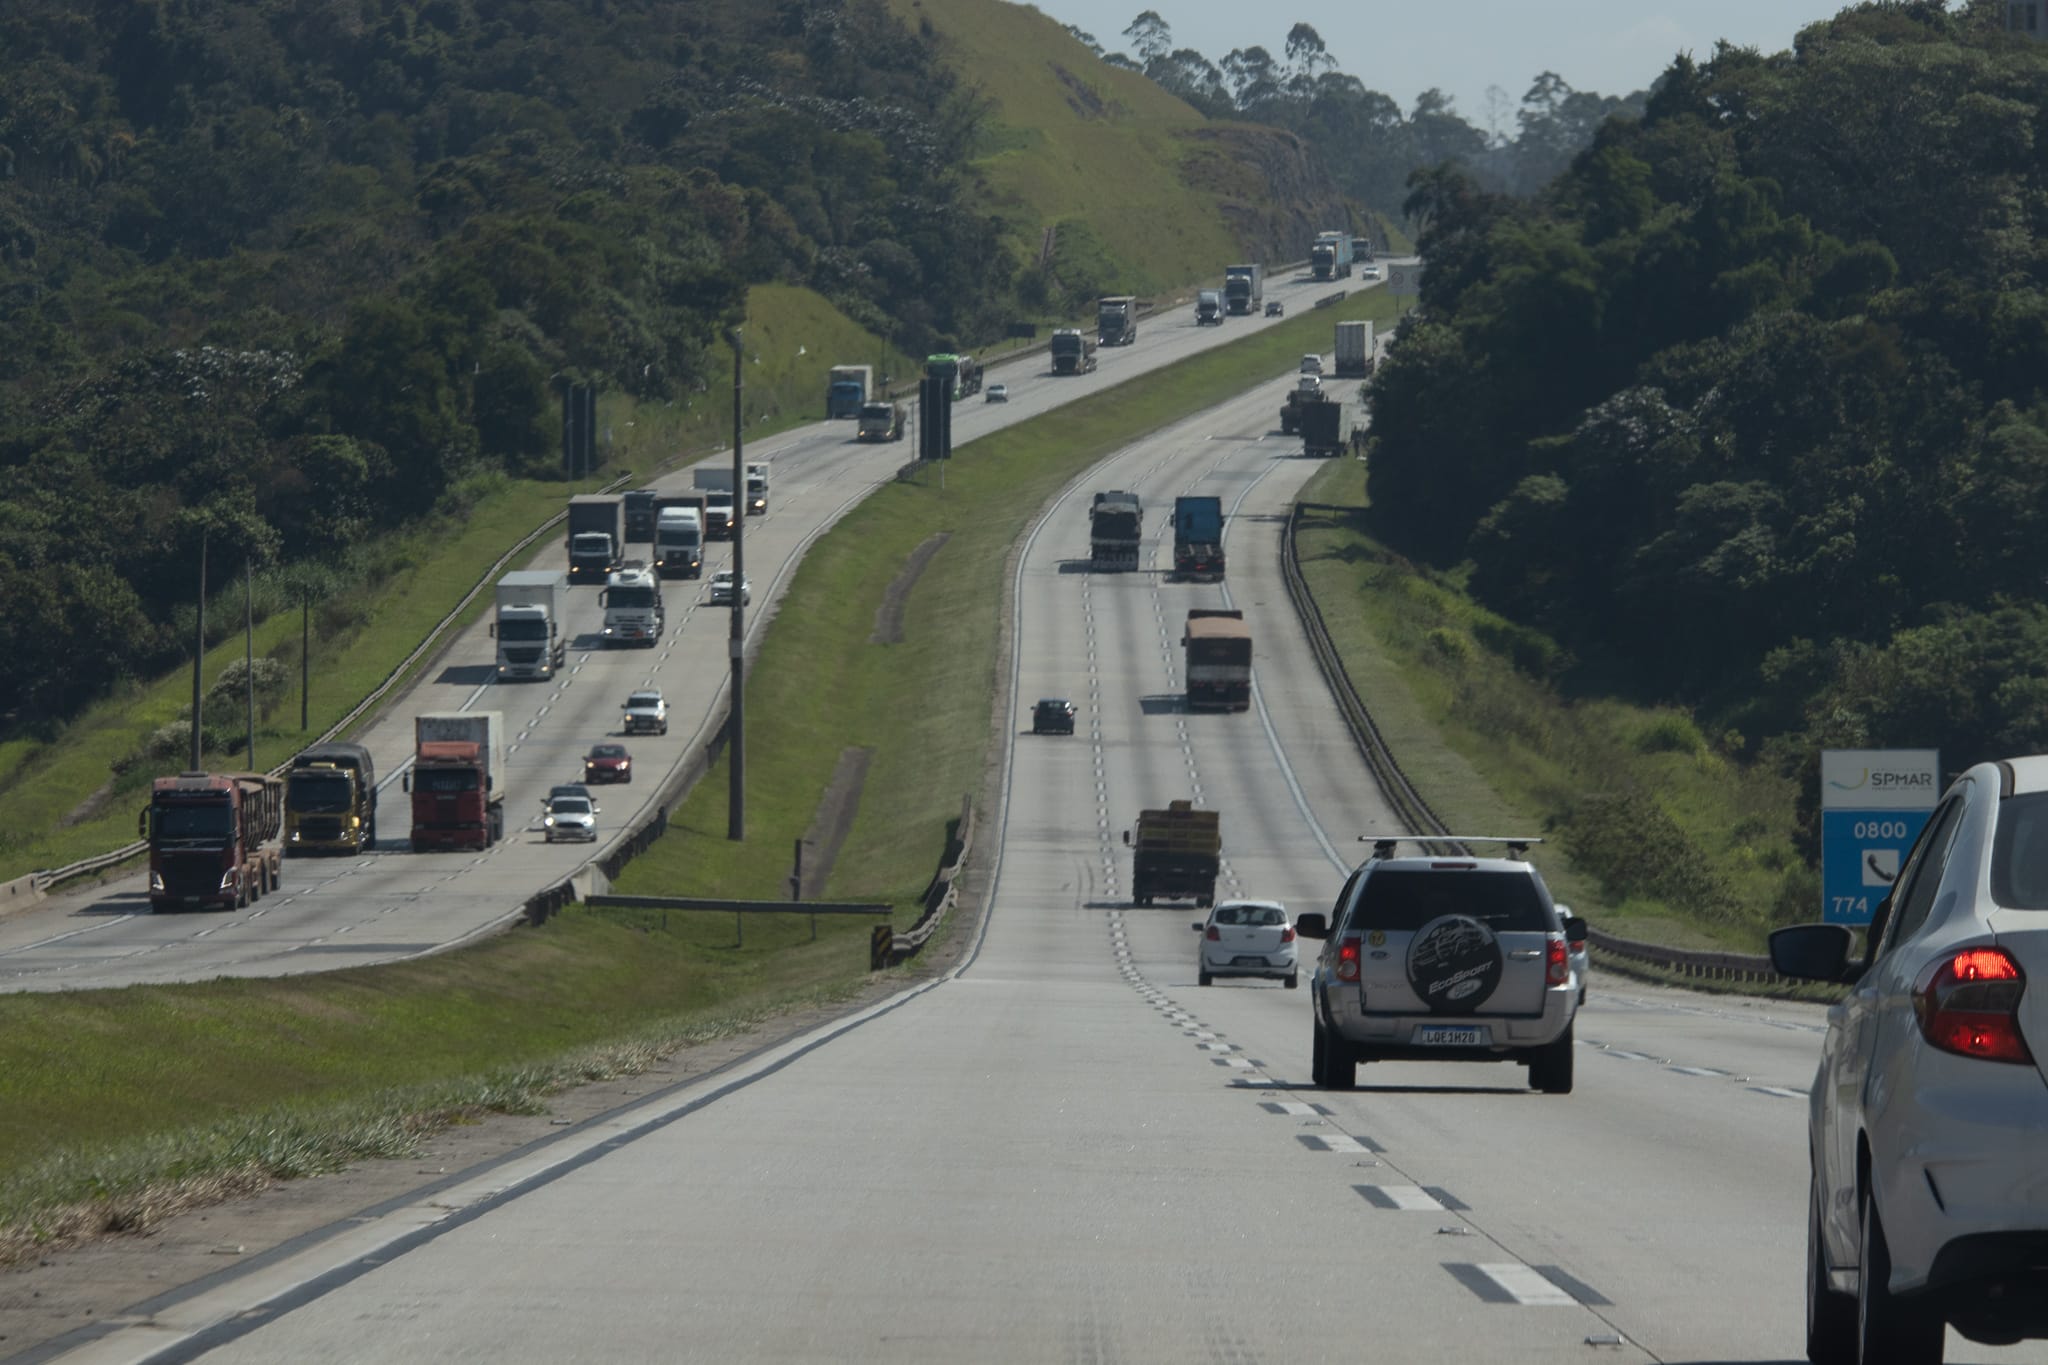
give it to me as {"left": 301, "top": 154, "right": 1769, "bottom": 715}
{"left": 0, "top": 268, "right": 1357, "bottom": 994}
{"left": 26, "top": 370, "right": 2048, "bottom": 1363}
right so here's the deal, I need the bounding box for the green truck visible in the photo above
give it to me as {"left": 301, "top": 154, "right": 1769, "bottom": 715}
{"left": 1123, "top": 801, "right": 1221, "bottom": 907}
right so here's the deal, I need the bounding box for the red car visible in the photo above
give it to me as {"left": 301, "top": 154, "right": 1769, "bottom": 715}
{"left": 583, "top": 744, "right": 632, "bottom": 784}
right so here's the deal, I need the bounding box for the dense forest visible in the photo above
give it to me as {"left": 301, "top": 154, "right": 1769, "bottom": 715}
{"left": 0, "top": 0, "right": 1009, "bottom": 731}
{"left": 1070, "top": 12, "right": 1649, "bottom": 215}
{"left": 1364, "top": 2, "right": 2048, "bottom": 817}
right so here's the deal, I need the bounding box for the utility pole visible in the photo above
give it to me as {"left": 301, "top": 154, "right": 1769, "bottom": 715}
{"left": 728, "top": 328, "right": 746, "bottom": 841}
{"left": 189, "top": 528, "right": 207, "bottom": 772}
{"left": 244, "top": 557, "right": 255, "bottom": 766}
{"left": 301, "top": 585, "right": 310, "bottom": 732}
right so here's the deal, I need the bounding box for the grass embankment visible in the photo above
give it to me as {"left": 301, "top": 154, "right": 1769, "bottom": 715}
{"left": 1293, "top": 457, "right": 1805, "bottom": 950}
{"left": 0, "top": 294, "right": 1398, "bottom": 1254}
{"left": 0, "top": 285, "right": 919, "bottom": 885}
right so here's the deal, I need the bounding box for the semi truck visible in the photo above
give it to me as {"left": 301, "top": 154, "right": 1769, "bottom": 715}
{"left": 1172, "top": 496, "right": 1225, "bottom": 581}
{"left": 827, "top": 365, "right": 873, "bottom": 419}
{"left": 694, "top": 468, "right": 737, "bottom": 539}
{"left": 653, "top": 507, "right": 703, "bottom": 578}
{"left": 623, "top": 488, "right": 660, "bottom": 544}
{"left": 285, "top": 743, "right": 378, "bottom": 855}
{"left": 1122, "top": 800, "right": 1220, "bottom": 907}
{"left": 1050, "top": 328, "right": 1098, "bottom": 375}
{"left": 1096, "top": 296, "right": 1138, "bottom": 347}
{"left": 746, "top": 461, "right": 770, "bottom": 516}
{"left": 857, "top": 400, "right": 906, "bottom": 441}
{"left": 600, "top": 564, "right": 665, "bottom": 647}
{"left": 566, "top": 494, "right": 625, "bottom": 584}
{"left": 491, "top": 569, "right": 569, "bottom": 680}
{"left": 1311, "top": 230, "right": 1353, "bottom": 281}
{"left": 926, "top": 353, "right": 983, "bottom": 400}
{"left": 1194, "top": 290, "right": 1223, "bottom": 325}
{"left": 139, "top": 771, "right": 284, "bottom": 912}
{"left": 1090, "top": 491, "right": 1143, "bottom": 571}
{"left": 1299, "top": 395, "right": 1360, "bottom": 458}
{"left": 1184, "top": 609, "right": 1252, "bottom": 711}
{"left": 1223, "top": 265, "right": 1263, "bottom": 316}
{"left": 1333, "top": 320, "right": 1377, "bottom": 377}
{"left": 406, "top": 711, "right": 504, "bottom": 851}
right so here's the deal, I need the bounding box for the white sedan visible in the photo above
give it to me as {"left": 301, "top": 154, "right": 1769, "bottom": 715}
{"left": 1193, "top": 900, "right": 1298, "bottom": 987}
{"left": 542, "top": 794, "right": 598, "bottom": 843}
{"left": 708, "top": 571, "right": 751, "bottom": 606}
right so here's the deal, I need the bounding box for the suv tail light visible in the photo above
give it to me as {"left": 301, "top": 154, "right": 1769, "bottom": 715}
{"left": 1914, "top": 948, "right": 2033, "bottom": 1065}
{"left": 1337, "top": 935, "right": 1362, "bottom": 983}
{"left": 1546, "top": 937, "right": 1569, "bottom": 987}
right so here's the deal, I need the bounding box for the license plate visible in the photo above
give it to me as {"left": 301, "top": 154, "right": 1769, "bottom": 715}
{"left": 1415, "top": 1026, "right": 1485, "bottom": 1047}
{"left": 1232, "top": 955, "right": 1265, "bottom": 966}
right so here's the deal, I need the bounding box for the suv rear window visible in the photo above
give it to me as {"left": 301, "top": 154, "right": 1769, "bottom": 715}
{"left": 1991, "top": 791, "right": 2048, "bottom": 910}
{"left": 1345, "top": 868, "right": 1553, "bottom": 933}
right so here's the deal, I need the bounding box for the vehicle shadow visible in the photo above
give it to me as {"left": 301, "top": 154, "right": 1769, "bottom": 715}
{"left": 435, "top": 664, "right": 497, "bottom": 686}
{"left": 73, "top": 891, "right": 152, "bottom": 916}
{"left": 1139, "top": 695, "right": 1185, "bottom": 714}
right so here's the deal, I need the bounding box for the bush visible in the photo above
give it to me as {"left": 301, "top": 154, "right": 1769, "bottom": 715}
{"left": 1633, "top": 712, "right": 1706, "bottom": 756}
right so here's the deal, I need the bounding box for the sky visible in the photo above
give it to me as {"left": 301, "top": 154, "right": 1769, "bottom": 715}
{"left": 1022, "top": 1, "right": 1854, "bottom": 134}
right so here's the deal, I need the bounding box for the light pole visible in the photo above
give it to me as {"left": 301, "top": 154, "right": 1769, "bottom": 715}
{"left": 189, "top": 528, "right": 207, "bottom": 772}
{"left": 727, "top": 327, "right": 745, "bottom": 841}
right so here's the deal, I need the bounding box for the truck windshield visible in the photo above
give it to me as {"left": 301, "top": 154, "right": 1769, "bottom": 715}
{"left": 498, "top": 617, "right": 549, "bottom": 641}
{"left": 151, "top": 803, "right": 233, "bottom": 841}
{"left": 570, "top": 534, "right": 612, "bottom": 554}
{"left": 608, "top": 587, "right": 660, "bottom": 609}
{"left": 287, "top": 771, "right": 354, "bottom": 812}
{"left": 416, "top": 769, "right": 479, "bottom": 794}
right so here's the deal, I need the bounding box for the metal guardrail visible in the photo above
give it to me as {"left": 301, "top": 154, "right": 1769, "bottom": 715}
{"left": 31, "top": 473, "right": 635, "bottom": 896}
{"left": 1278, "top": 502, "right": 1788, "bottom": 993}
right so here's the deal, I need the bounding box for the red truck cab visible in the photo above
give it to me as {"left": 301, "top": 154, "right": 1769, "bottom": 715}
{"left": 139, "top": 771, "right": 284, "bottom": 912}
{"left": 406, "top": 741, "right": 500, "bottom": 850}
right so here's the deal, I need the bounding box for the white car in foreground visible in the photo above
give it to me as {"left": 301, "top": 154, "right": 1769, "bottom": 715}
{"left": 1773, "top": 755, "right": 2048, "bottom": 1362}
{"left": 542, "top": 794, "right": 598, "bottom": 843}
{"left": 1193, "top": 900, "right": 1297, "bottom": 988}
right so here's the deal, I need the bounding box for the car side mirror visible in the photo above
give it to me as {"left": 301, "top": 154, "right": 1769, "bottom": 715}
{"left": 1191, "top": 922, "right": 1204, "bottom": 932}
{"left": 137, "top": 808, "right": 149, "bottom": 839}
{"left": 1769, "top": 923, "right": 1861, "bottom": 984}
{"left": 1121, "top": 831, "right": 1131, "bottom": 846}
{"left": 1295, "top": 912, "right": 1329, "bottom": 939}
{"left": 1563, "top": 916, "right": 1588, "bottom": 945}
{"left": 401, "top": 773, "right": 411, "bottom": 793}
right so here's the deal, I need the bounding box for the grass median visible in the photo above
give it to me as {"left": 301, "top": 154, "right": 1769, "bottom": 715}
{"left": 0, "top": 293, "right": 1399, "bottom": 1257}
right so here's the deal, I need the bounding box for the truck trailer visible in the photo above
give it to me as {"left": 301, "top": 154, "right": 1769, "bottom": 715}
{"left": 492, "top": 569, "right": 569, "bottom": 681}
{"left": 746, "top": 461, "right": 770, "bottom": 516}
{"left": 1333, "top": 320, "right": 1376, "bottom": 378}
{"left": 139, "top": 771, "right": 284, "bottom": 912}
{"left": 694, "top": 468, "right": 737, "bottom": 539}
{"left": 623, "top": 488, "right": 660, "bottom": 544}
{"left": 406, "top": 711, "right": 505, "bottom": 851}
{"left": 1096, "top": 296, "right": 1138, "bottom": 347}
{"left": 1123, "top": 801, "right": 1221, "bottom": 907}
{"left": 1311, "top": 230, "right": 1353, "bottom": 281}
{"left": 566, "top": 494, "right": 625, "bottom": 584}
{"left": 927, "top": 353, "right": 983, "bottom": 400}
{"left": 1173, "top": 496, "right": 1225, "bottom": 581}
{"left": 827, "top": 365, "right": 873, "bottom": 419}
{"left": 1050, "top": 328, "right": 1098, "bottom": 375}
{"left": 1184, "top": 609, "right": 1252, "bottom": 711}
{"left": 1299, "top": 395, "right": 1360, "bottom": 458}
{"left": 1090, "top": 491, "right": 1142, "bottom": 571}
{"left": 1223, "top": 265, "right": 1263, "bottom": 316}
{"left": 286, "top": 742, "right": 378, "bottom": 855}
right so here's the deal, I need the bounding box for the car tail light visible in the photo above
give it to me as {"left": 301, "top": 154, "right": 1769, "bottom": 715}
{"left": 1546, "top": 937, "right": 1569, "bottom": 987}
{"left": 1915, "top": 948, "right": 2033, "bottom": 1065}
{"left": 1281, "top": 926, "right": 1296, "bottom": 944}
{"left": 1337, "top": 935, "right": 1362, "bottom": 982}
{"left": 1205, "top": 926, "right": 1220, "bottom": 941}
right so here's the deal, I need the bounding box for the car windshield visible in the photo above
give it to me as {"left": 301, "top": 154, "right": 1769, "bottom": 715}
{"left": 550, "top": 797, "right": 592, "bottom": 815}
{"left": 589, "top": 746, "right": 625, "bottom": 760}
{"left": 1347, "top": 868, "right": 1552, "bottom": 932}
{"left": 627, "top": 694, "right": 661, "bottom": 708}
{"left": 1991, "top": 791, "right": 2048, "bottom": 909}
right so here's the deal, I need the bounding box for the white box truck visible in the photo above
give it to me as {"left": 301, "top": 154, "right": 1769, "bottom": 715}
{"left": 1333, "top": 320, "right": 1376, "bottom": 377}
{"left": 491, "top": 570, "right": 568, "bottom": 680}
{"left": 694, "top": 467, "right": 737, "bottom": 540}
{"left": 654, "top": 507, "right": 703, "bottom": 579}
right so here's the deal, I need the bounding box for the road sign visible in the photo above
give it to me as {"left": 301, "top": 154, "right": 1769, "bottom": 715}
{"left": 1387, "top": 262, "right": 1424, "bottom": 299}
{"left": 1820, "top": 749, "right": 1940, "bottom": 924}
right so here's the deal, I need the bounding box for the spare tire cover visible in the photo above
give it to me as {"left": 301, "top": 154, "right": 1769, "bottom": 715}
{"left": 1405, "top": 914, "right": 1503, "bottom": 1014}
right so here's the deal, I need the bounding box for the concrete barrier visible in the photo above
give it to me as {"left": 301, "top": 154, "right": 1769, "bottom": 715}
{"left": 0, "top": 872, "right": 47, "bottom": 921}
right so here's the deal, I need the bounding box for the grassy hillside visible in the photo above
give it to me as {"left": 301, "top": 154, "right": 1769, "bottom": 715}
{"left": 889, "top": 0, "right": 1252, "bottom": 295}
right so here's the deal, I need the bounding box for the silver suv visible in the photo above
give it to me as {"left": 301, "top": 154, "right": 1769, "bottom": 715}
{"left": 1772, "top": 756, "right": 2048, "bottom": 1361}
{"left": 1294, "top": 837, "right": 1586, "bottom": 1092}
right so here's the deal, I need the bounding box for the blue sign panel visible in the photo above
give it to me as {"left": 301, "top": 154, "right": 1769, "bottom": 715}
{"left": 1819, "top": 749, "right": 1940, "bottom": 925}
{"left": 1821, "top": 808, "right": 1931, "bottom": 925}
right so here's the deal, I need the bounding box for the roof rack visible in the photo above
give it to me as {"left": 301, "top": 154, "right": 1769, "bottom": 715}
{"left": 1359, "top": 834, "right": 1545, "bottom": 861}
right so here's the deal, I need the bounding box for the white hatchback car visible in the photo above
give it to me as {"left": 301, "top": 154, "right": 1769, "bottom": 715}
{"left": 542, "top": 793, "right": 597, "bottom": 843}
{"left": 1772, "top": 756, "right": 2048, "bottom": 1360}
{"left": 1193, "top": 900, "right": 1298, "bottom": 988}
{"left": 708, "top": 570, "right": 751, "bottom": 606}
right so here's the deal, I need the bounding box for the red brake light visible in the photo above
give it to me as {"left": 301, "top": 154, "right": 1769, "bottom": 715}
{"left": 1337, "top": 936, "right": 1361, "bottom": 982}
{"left": 1546, "top": 937, "right": 1569, "bottom": 987}
{"left": 1915, "top": 948, "right": 2032, "bottom": 1065}
{"left": 1205, "top": 926, "right": 1220, "bottom": 941}
{"left": 1280, "top": 926, "right": 1295, "bottom": 944}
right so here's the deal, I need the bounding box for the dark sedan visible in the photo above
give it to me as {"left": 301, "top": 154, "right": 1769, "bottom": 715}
{"left": 583, "top": 744, "right": 632, "bottom": 784}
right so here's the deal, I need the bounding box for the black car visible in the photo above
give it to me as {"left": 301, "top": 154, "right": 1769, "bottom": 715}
{"left": 1265, "top": 300, "right": 1284, "bottom": 317}
{"left": 1032, "top": 699, "right": 1076, "bottom": 734}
